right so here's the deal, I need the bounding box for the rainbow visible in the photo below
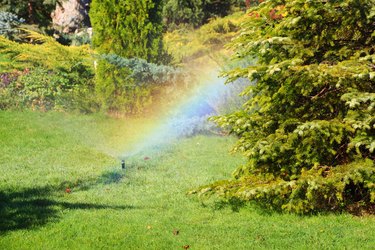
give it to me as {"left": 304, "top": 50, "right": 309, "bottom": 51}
{"left": 120, "top": 68, "right": 232, "bottom": 158}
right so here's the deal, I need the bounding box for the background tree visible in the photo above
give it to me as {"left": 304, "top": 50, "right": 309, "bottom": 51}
{"left": 163, "top": 0, "right": 205, "bottom": 28}
{"left": 90, "top": 0, "right": 164, "bottom": 62}
{"left": 90, "top": 0, "right": 165, "bottom": 113}
{"left": 0, "top": 0, "right": 59, "bottom": 27}
{"left": 162, "top": 0, "right": 243, "bottom": 29}
{"left": 197, "top": 0, "right": 375, "bottom": 214}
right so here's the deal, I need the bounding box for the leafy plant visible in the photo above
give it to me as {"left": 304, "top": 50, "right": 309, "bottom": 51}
{"left": 0, "top": 11, "right": 24, "bottom": 40}
{"left": 164, "top": 12, "right": 243, "bottom": 64}
{"left": 90, "top": 0, "right": 165, "bottom": 63}
{"left": 57, "top": 29, "right": 92, "bottom": 46}
{"left": 90, "top": 0, "right": 170, "bottom": 113}
{"left": 0, "top": 31, "right": 97, "bottom": 112}
{"left": 195, "top": 0, "right": 375, "bottom": 213}
{"left": 0, "top": 30, "right": 93, "bottom": 73}
{"left": 0, "top": 67, "right": 98, "bottom": 112}
{"left": 0, "top": 0, "right": 59, "bottom": 27}
{"left": 101, "top": 53, "right": 184, "bottom": 85}
{"left": 95, "top": 53, "right": 189, "bottom": 114}
{"left": 162, "top": 0, "right": 244, "bottom": 29}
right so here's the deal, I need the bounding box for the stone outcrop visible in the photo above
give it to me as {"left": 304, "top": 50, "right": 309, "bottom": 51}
{"left": 51, "top": 0, "right": 91, "bottom": 33}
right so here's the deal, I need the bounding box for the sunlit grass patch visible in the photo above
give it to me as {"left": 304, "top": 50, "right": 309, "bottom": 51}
{"left": 0, "top": 111, "right": 374, "bottom": 249}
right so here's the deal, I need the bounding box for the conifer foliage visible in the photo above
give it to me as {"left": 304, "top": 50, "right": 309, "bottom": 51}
{"left": 198, "top": 0, "right": 375, "bottom": 213}
{"left": 90, "top": 0, "right": 163, "bottom": 62}
{"left": 89, "top": 0, "right": 165, "bottom": 113}
{"left": 0, "top": 0, "right": 59, "bottom": 26}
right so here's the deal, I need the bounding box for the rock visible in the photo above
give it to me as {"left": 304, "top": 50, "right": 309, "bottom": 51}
{"left": 51, "top": 0, "right": 91, "bottom": 33}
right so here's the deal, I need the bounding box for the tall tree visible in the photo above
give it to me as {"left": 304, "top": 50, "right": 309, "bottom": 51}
{"left": 197, "top": 0, "right": 375, "bottom": 214}
{"left": 90, "top": 0, "right": 164, "bottom": 62}
{"left": 89, "top": 0, "right": 165, "bottom": 113}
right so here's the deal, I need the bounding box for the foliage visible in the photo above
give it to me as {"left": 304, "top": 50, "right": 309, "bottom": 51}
{"left": 90, "top": 0, "right": 169, "bottom": 113}
{"left": 214, "top": 77, "right": 251, "bottom": 115}
{"left": 101, "top": 54, "right": 184, "bottom": 85}
{"left": 0, "top": 0, "right": 59, "bottom": 27}
{"left": 163, "top": 0, "right": 205, "bottom": 29}
{"left": 162, "top": 0, "right": 244, "bottom": 29}
{"left": 0, "top": 30, "right": 93, "bottom": 72}
{"left": 0, "top": 31, "right": 97, "bottom": 112}
{"left": 94, "top": 53, "right": 187, "bottom": 114}
{"left": 164, "top": 12, "right": 243, "bottom": 64}
{"left": 0, "top": 11, "right": 24, "bottom": 39}
{"left": 90, "top": 0, "right": 164, "bottom": 63}
{"left": 94, "top": 61, "right": 154, "bottom": 114}
{"left": 2, "top": 67, "right": 69, "bottom": 110}
{"left": 167, "top": 115, "right": 221, "bottom": 137}
{"left": 57, "top": 29, "right": 92, "bottom": 46}
{"left": 0, "top": 67, "right": 98, "bottom": 112}
{"left": 196, "top": 0, "right": 375, "bottom": 213}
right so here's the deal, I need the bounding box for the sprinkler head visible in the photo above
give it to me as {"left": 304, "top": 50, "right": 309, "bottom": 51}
{"left": 121, "top": 159, "right": 126, "bottom": 170}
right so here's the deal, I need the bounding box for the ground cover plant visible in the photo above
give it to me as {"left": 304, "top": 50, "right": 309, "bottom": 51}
{"left": 1, "top": 111, "right": 375, "bottom": 249}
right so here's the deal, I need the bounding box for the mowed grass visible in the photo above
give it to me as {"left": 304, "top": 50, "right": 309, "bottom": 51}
{"left": 0, "top": 111, "right": 374, "bottom": 249}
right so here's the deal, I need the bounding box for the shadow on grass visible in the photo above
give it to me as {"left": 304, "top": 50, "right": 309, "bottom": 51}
{"left": 97, "top": 170, "right": 124, "bottom": 185}
{"left": 0, "top": 185, "right": 135, "bottom": 234}
{"left": 59, "top": 169, "right": 127, "bottom": 192}
{"left": 202, "top": 197, "right": 283, "bottom": 215}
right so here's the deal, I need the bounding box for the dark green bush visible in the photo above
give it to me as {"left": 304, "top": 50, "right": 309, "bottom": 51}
{"left": 163, "top": 0, "right": 243, "bottom": 29}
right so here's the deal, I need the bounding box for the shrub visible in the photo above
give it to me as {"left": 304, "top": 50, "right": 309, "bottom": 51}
{"left": 90, "top": 0, "right": 169, "bottom": 113}
{"left": 0, "top": 11, "right": 24, "bottom": 40}
{"left": 0, "top": 30, "right": 93, "bottom": 73}
{"left": 194, "top": 0, "right": 375, "bottom": 214}
{"left": 94, "top": 53, "right": 188, "bottom": 114}
{"left": 0, "top": 67, "right": 98, "bottom": 112}
{"left": 0, "top": 31, "right": 97, "bottom": 112}
{"left": 56, "top": 29, "right": 92, "bottom": 46}
{"left": 167, "top": 115, "right": 221, "bottom": 138}
{"left": 0, "top": 0, "right": 58, "bottom": 27}
{"left": 164, "top": 13, "right": 243, "bottom": 64}
{"left": 162, "top": 0, "right": 243, "bottom": 30}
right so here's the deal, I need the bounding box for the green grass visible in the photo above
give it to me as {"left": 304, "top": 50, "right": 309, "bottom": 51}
{"left": 0, "top": 111, "right": 374, "bottom": 249}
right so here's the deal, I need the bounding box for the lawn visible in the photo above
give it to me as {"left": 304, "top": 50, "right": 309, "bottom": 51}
{"left": 0, "top": 111, "right": 374, "bottom": 249}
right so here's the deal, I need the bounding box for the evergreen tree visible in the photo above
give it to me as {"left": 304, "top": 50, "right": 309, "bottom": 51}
{"left": 90, "top": 0, "right": 164, "bottom": 62}
{"left": 197, "top": 0, "right": 375, "bottom": 213}
{"left": 89, "top": 0, "right": 165, "bottom": 113}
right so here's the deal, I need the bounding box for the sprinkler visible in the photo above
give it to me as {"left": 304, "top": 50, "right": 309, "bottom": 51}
{"left": 121, "top": 159, "right": 126, "bottom": 170}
